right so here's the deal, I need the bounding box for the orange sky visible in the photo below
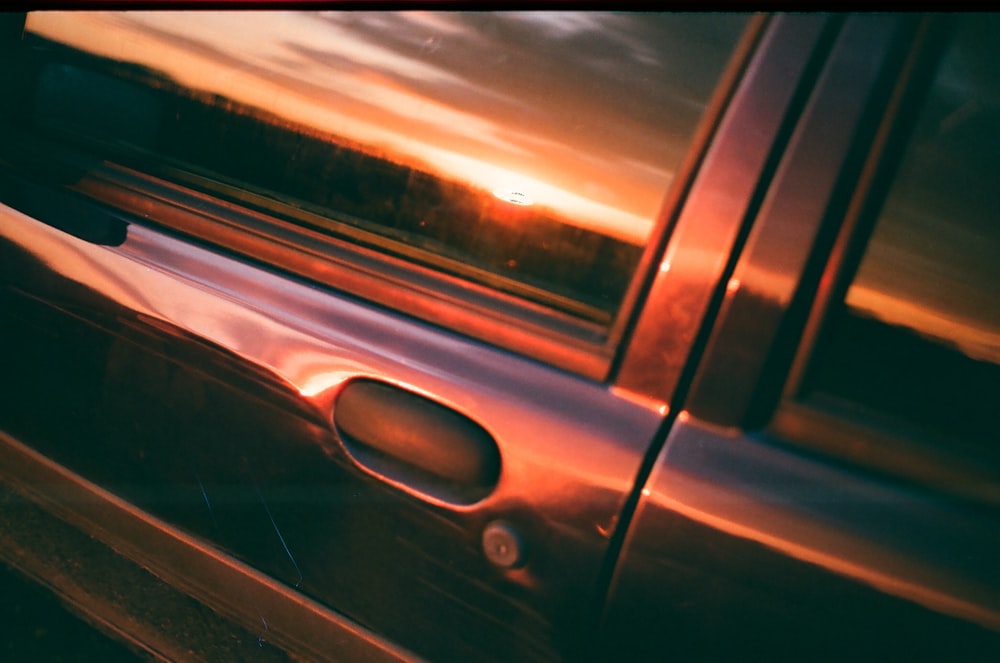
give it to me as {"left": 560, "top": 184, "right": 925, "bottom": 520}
{"left": 26, "top": 11, "right": 744, "bottom": 244}
{"left": 24, "top": 12, "right": 999, "bottom": 365}
{"left": 847, "top": 284, "right": 1000, "bottom": 364}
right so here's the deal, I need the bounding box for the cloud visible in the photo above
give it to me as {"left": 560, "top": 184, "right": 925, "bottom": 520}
{"left": 28, "top": 10, "right": 749, "bottom": 239}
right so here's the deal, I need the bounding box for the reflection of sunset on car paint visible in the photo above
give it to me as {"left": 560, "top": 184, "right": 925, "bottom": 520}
{"left": 25, "top": 12, "right": 999, "bottom": 367}
{"left": 26, "top": 11, "right": 736, "bottom": 244}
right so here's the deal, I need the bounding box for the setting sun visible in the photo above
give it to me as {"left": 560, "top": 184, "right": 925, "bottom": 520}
{"left": 23, "top": 11, "right": 686, "bottom": 245}
{"left": 492, "top": 188, "right": 534, "bottom": 206}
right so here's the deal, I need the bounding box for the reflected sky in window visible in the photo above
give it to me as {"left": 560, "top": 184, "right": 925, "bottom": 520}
{"left": 27, "top": 11, "right": 747, "bottom": 243}
{"left": 847, "top": 15, "right": 1000, "bottom": 364}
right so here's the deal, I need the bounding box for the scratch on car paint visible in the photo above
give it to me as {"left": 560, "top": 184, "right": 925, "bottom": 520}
{"left": 257, "top": 614, "right": 269, "bottom": 648}
{"left": 194, "top": 473, "right": 219, "bottom": 532}
{"left": 247, "top": 463, "right": 304, "bottom": 588}
{"left": 196, "top": 471, "right": 279, "bottom": 648}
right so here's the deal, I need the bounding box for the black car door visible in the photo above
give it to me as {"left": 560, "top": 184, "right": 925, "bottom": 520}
{"left": 603, "top": 13, "right": 1000, "bottom": 660}
{"left": 0, "top": 10, "right": 781, "bottom": 661}
{"left": 0, "top": 12, "right": 900, "bottom": 662}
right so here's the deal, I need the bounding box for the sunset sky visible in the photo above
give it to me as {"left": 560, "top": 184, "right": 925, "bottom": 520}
{"left": 26, "top": 11, "right": 746, "bottom": 243}
{"left": 24, "top": 12, "right": 997, "bottom": 365}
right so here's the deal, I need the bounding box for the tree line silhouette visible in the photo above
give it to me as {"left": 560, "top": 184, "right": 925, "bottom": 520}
{"left": 4, "top": 30, "right": 644, "bottom": 321}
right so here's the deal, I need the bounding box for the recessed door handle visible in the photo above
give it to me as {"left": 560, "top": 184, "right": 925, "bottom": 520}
{"left": 334, "top": 379, "right": 500, "bottom": 503}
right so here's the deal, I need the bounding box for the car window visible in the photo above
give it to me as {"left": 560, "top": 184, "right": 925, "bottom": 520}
{"left": 804, "top": 15, "right": 1000, "bottom": 468}
{"left": 8, "top": 11, "right": 748, "bottom": 327}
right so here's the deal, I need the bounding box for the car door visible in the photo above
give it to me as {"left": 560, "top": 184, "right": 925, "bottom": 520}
{"left": 602, "top": 13, "right": 1000, "bottom": 660}
{"left": 7, "top": 12, "right": 963, "bottom": 663}
{"left": 0, "top": 10, "right": 778, "bottom": 661}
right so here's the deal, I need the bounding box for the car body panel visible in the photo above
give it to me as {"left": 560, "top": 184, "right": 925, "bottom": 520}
{"left": 614, "top": 13, "right": 832, "bottom": 407}
{"left": 600, "top": 416, "right": 1000, "bottom": 660}
{"left": 0, "top": 429, "right": 412, "bottom": 662}
{"left": 602, "top": 13, "right": 1000, "bottom": 660}
{"left": 0, "top": 198, "right": 663, "bottom": 661}
{"left": 0, "top": 10, "right": 997, "bottom": 663}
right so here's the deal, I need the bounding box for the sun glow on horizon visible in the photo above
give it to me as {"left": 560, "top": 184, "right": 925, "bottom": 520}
{"left": 848, "top": 284, "right": 1000, "bottom": 365}
{"left": 26, "top": 11, "right": 668, "bottom": 244}
{"left": 492, "top": 187, "right": 534, "bottom": 206}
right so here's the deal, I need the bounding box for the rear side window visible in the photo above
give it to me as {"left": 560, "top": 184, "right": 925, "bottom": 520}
{"left": 805, "top": 15, "right": 1000, "bottom": 468}
{"left": 8, "top": 12, "right": 749, "bottom": 326}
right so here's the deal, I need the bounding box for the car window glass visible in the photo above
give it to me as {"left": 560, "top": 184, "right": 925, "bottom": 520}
{"left": 14, "top": 11, "right": 748, "bottom": 325}
{"left": 805, "top": 15, "right": 1000, "bottom": 464}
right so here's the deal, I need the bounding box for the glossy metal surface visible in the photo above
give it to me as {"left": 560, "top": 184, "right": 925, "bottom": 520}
{"left": 0, "top": 430, "right": 412, "bottom": 663}
{"left": 687, "top": 14, "right": 918, "bottom": 426}
{"left": 8, "top": 11, "right": 994, "bottom": 661}
{"left": 601, "top": 415, "right": 1000, "bottom": 659}
{"left": 604, "top": 14, "right": 1000, "bottom": 659}
{"left": 0, "top": 200, "right": 663, "bottom": 661}
{"left": 70, "top": 160, "right": 616, "bottom": 379}
{"left": 613, "top": 14, "right": 833, "bottom": 407}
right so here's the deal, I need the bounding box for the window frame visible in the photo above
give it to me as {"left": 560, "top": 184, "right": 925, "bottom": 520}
{"left": 762, "top": 14, "right": 1000, "bottom": 507}
{"left": 652, "top": 14, "right": 999, "bottom": 504}
{"left": 2, "top": 12, "right": 765, "bottom": 383}
{"left": 671, "top": 13, "right": 926, "bottom": 423}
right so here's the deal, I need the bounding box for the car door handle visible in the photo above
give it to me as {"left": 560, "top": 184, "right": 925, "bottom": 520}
{"left": 333, "top": 379, "right": 500, "bottom": 504}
